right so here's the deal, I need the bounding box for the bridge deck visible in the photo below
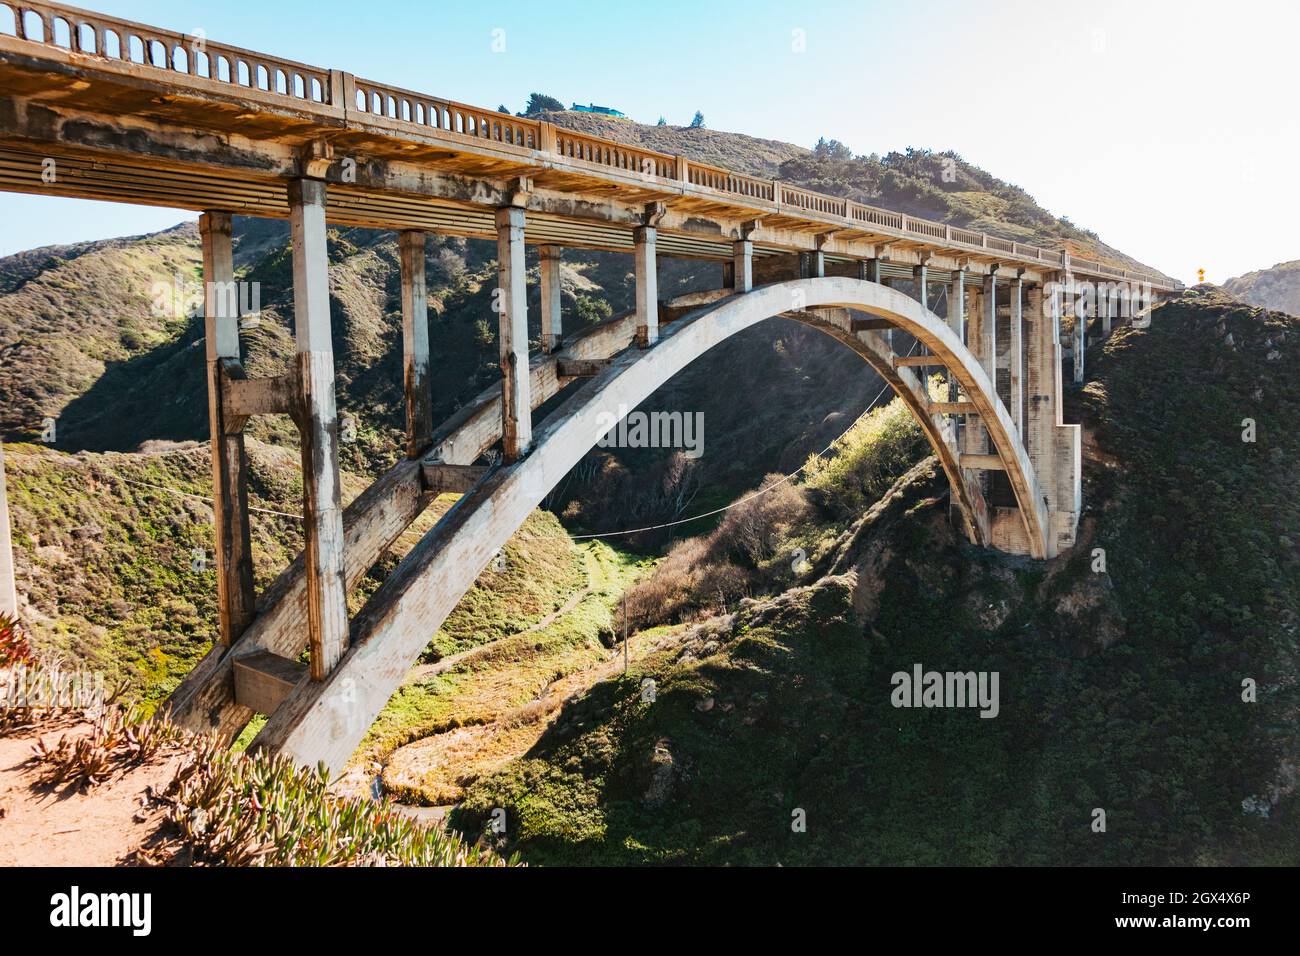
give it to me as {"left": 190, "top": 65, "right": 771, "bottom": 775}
{"left": 0, "top": 0, "right": 1178, "bottom": 289}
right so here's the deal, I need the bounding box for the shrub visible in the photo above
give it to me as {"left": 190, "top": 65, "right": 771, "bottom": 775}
{"left": 625, "top": 541, "right": 754, "bottom": 630}
{"left": 572, "top": 293, "right": 612, "bottom": 326}
{"left": 17, "top": 699, "right": 518, "bottom": 866}
{"left": 801, "top": 397, "right": 928, "bottom": 519}
{"left": 32, "top": 704, "right": 172, "bottom": 791}
{"left": 714, "top": 473, "right": 810, "bottom": 567}
{"left": 168, "top": 737, "right": 520, "bottom": 867}
{"left": 0, "top": 613, "right": 33, "bottom": 667}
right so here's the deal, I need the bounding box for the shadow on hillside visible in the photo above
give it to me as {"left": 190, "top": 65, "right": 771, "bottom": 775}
{"left": 54, "top": 313, "right": 209, "bottom": 453}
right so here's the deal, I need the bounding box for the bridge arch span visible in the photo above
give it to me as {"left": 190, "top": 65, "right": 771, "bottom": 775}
{"left": 251, "top": 277, "right": 1048, "bottom": 773}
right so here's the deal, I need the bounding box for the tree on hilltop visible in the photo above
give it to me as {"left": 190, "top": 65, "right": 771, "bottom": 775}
{"left": 522, "top": 93, "right": 565, "bottom": 116}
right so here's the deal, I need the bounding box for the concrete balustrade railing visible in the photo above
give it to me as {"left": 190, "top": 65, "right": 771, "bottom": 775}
{"left": 1, "top": 0, "right": 331, "bottom": 104}
{"left": 349, "top": 75, "right": 541, "bottom": 149}
{"left": 554, "top": 127, "right": 676, "bottom": 178}
{"left": 688, "top": 161, "right": 774, "bottom": 200}
{"left": 0, "top": 0, "right": 1180, "bottom": 290}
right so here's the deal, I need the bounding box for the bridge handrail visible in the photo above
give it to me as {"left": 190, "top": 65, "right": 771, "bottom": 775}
{"left": 2, "top": 0, "right": 334, "bottom": 105}
{"left": 688, "top": 160, "right": 774, "bottom": 201}
{"left": 349, "top": 75, "right": 542, "bottom": 150}
{"left": 0, "top": 0, "right": 1180, "bottom": 290}
{"left": 553, "top": 125, "right": 677, "bottom": 180}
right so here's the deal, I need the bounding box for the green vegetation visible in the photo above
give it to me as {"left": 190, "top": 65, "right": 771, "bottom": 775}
{"left": 623, "top": 394, "right": 928, "bottom": 629}
{"left": 802, "top": 394, "right": 931, "bottom": 520}
{"left": 170, "top": 732, "right": 518, "bottom": 866}
{"left": 3, "top": 441, "right": 309, "bottom": 706}
{"left": 357, "top": 541, "right": 651, "bottom": 780}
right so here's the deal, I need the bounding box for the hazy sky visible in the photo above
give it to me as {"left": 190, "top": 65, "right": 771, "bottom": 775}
{"left": 0, "top": 0, "right": 1295, "bottom": 284}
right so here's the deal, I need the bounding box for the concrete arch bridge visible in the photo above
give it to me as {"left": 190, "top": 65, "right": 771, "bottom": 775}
{"left": 0, "top": 1, "right": 1179, "bottom": 771}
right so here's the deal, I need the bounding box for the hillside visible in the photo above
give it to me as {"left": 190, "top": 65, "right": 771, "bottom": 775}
{"left": 3, "top": 440, "right": 589, "bottom": 707}
{"left": 540, "top": 113, "right": 1159, "bottom": 274}
{"left": 452, "top": 289, "right": 1300, "bottom": 865}
{"left": 1225, "top": 259, "right": 1300, "bottom": 316}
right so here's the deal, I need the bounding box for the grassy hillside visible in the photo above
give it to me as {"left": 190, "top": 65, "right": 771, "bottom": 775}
{"left": 453, "top": 291, "right": 1300, "bottom": 865}
{"left": 3, "top": 440, "right": 588, "bottom": 708}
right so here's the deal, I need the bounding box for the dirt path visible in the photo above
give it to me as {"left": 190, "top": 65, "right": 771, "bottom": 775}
{"left": 401, "top": 579, "right": 596, "bottom": 686}
{"left": 333, "top": 541, "right": 664, "bottom": 809}
{"left": 0, "top": 722, "right": 182, "bottom": 866}
{"left": 379, "top": 628, "right": 675, "bottom": 808}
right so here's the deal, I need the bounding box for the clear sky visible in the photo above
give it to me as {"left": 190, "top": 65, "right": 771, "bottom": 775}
{"left": 1, "top": 0, "right": 1296, "bottom": 283}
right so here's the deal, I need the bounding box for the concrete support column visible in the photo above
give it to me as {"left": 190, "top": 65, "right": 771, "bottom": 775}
{"left": 539, "top": 245, "right": 562, "bottom": 353}
{"left": 634, "top": 226, "right": 659, "bottom": 347}
{"left": 1010, "top": 273, "right": 1024, "bottom": 437}
{"left": 1014, "top": 277, "right": 1081, "bottom": 556}
{"left": 289, "top": 179, "right": 349, "bottom": 682}
{"left": 1072, "top": 275, "right": 1085, "bottom": 384}
{"left": 948, "top": 269, "right": 966, "bottom": 402}
{"left": 1025, "top": 281, "right": 1060, "bottom": 492}
{"left": 289, "top": 183, "right": 347, "bottom": 675}
{"left": 733, "top": 240, "right": 753, "bottom": 293}
{"left": 983, "top": 273, "right": 998, "bottom": 391}
{"left": 496, "top": 206, "right": 532, "bottom": 461}
{"left": 399, "top": 230, "right": 432, "bottom": 458}
{"left": 1100, "top": 281, "right": 1113, "bottom": 336}
{"left": 913, "top": 260, "right": 931, "bottom": 371}
{"left": 811, "top": 250, "right": 826, "bottom": 278}
{"left": 963, "top": 281, "right": 988, "bottom": 456}
{"left": 199, "top": 211, "right": 255, "bottom": 648}
{"left": 913, "top": 262, "right": 929, "bottom": 312}
{"left": 858, "top": 258, "right": 882, "bottom": 283}
{"left": 0, "top": 442, "right": 16, "bottom": 618}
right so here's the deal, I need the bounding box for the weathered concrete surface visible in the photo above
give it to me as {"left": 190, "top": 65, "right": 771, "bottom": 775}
{"left": 289, "top": 178, "right": 348, "bottom": 681}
